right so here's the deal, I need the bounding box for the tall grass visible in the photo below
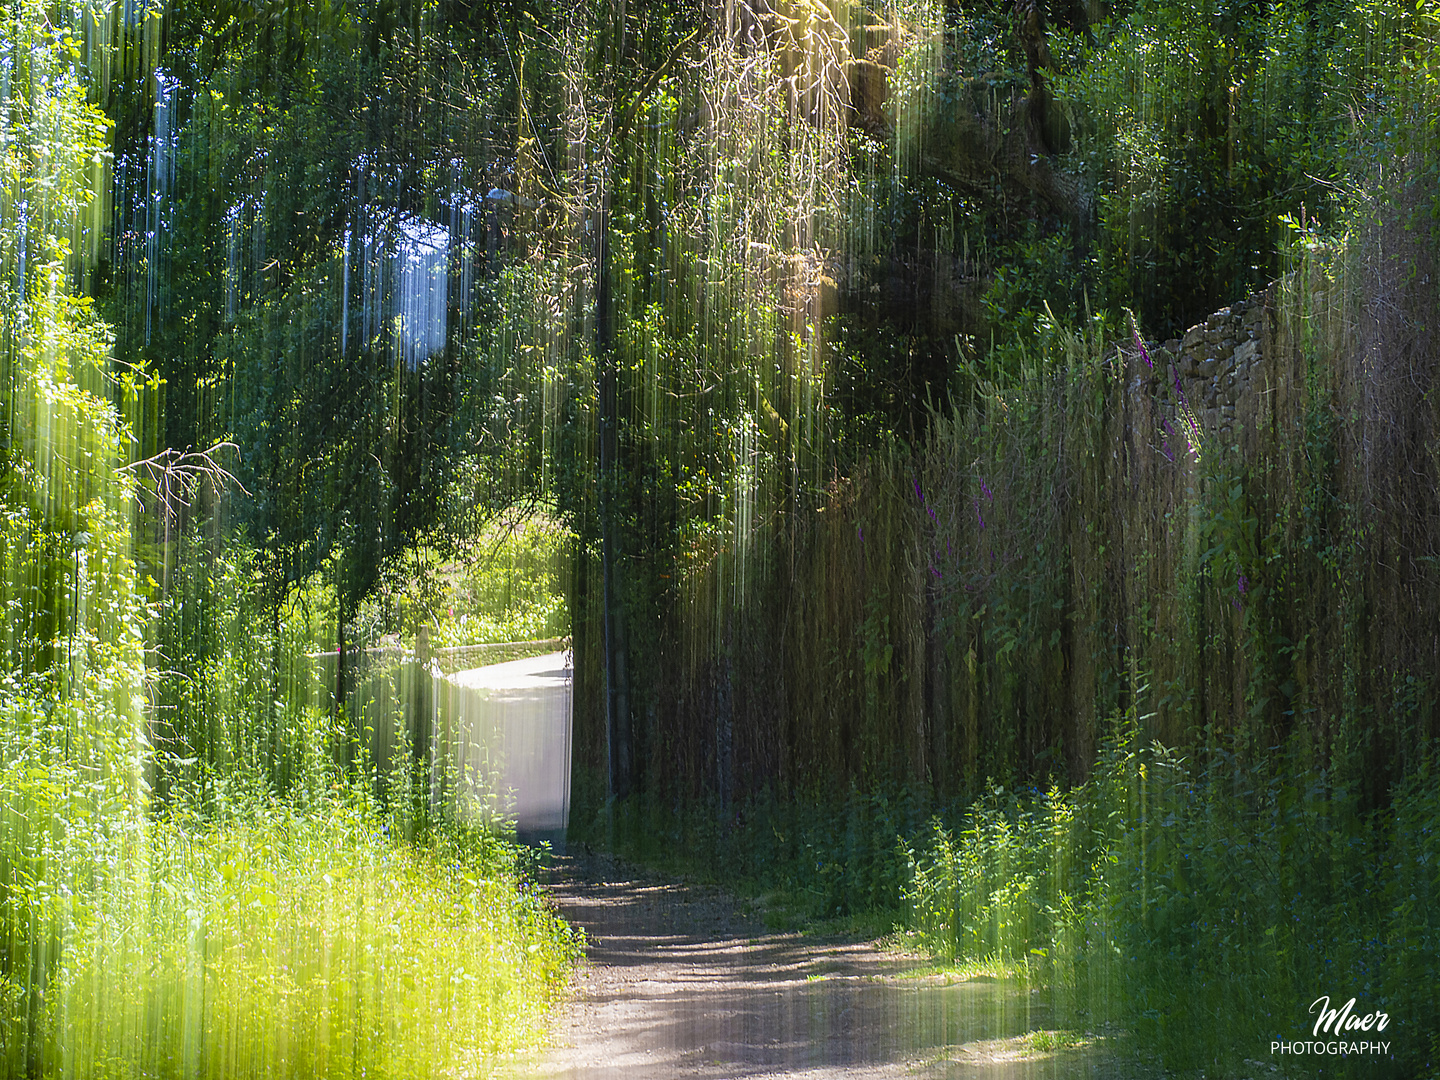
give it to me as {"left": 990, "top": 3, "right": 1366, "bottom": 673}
{"left": 3, "top": 771, "right": 581, "bottom": 1080}
{"left": 907, "top": 712, "right": 1437, "bottom": 1077}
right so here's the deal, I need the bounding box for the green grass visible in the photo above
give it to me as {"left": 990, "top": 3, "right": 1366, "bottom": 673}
{"left": 886, "top": 955, "right": 1013, "bottom": 983}
{"left": 906, "top": 725, "right": 1438, "bottom": 1078}
{"left": 1022, "top": 1029, "right": 1091, "bottom": 1053}
{"left": 4, "top": 785, "right": 581, "bottom": 1080}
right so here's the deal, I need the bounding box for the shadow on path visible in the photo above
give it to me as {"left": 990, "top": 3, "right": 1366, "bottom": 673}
{"left": 506, "top": 853, "right": 1150, "bottom": 1080}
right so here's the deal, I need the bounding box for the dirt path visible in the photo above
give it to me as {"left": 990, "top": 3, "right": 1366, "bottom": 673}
{"left": 507, "top": 853, "right": 1132, "bottom": 1080}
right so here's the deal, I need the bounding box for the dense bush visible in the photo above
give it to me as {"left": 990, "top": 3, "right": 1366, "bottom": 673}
{"left": 3, "top": 776, "right": 581, "bottom": 1079}
{"left": 906, "top": 718, "right": 1436, "bottom": 1076}
{"left": 352, "top": 513, "right": 572, "bottom": 649}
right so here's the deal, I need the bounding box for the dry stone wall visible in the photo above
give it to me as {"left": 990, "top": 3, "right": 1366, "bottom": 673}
{"left": 1134, "top": 286, "right": 1275, "bottom": 448}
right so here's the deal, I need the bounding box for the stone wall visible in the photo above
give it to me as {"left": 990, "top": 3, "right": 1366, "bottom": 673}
{"left": 1135, "top": 286, "right": 1274, "bottom": 447}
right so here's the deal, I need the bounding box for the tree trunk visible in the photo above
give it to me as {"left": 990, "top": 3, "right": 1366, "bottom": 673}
{"left": 597, "top": 194, "right": 632, "bottom": 800}
{"left": 414, "top": 622, "right": 434, "bottom": 817}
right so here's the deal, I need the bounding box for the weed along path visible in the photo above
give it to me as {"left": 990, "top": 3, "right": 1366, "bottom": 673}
{"left": 508, "top": 853, "right": 1143, "bottom": 1080}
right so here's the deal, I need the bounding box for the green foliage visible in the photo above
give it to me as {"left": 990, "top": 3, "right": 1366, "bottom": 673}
{"left": 1050, "top": 0, "right": 1394, "bottom": 333}
{"left": 1, "top": 7, "right": 153, "bottom": 1062}
{"left": 908, "top": 780, "right": 1082, "bottom": 966}
{"left": 590, "top": 783, "right": 929, "bottom": 924}
{"left": 979, "top": 222, "right": 1086, "bottom": 360}
{"left": 353, "top": 512, "right": 571, "bottom": 649}
{"left": 2, "top": 12, "right": 583, "bottom": 1076}
{"left": 907, "top": 720, "right": 1435, "bottom": 1076}
{"left": 1, "top": 0, "right": 133, "bottom": 677}
{"left": 1386, "top": 758, "right": 1440, "bottom": 1070}
{"left": 117, "top": 0, "right": 549, "bottom": 633}
{"left": 6, "top": 786, "right": 580, "bottom": 1080}
{"left": 8, "top": 0, "right": 1440, "bottom": 1070}
{"left": 141, "top": 531, "right": 358, "bottom": 805}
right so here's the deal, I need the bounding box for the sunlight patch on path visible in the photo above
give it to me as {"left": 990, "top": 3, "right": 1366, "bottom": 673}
{"left": 445, "top": 651, "right": 571, "bottom": 838}
{"left": 509, "top": 856, "right": 1149, "bottom": 1080}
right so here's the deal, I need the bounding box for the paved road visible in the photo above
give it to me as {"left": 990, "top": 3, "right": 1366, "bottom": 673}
{"left": 443, "top": 650, "right": 572, "bottom": 839}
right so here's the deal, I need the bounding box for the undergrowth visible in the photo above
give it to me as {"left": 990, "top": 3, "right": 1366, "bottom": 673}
{"left": 905, "top": 717, "right": 1436, "bottom": 1078}
{"left": 592, "top": 782, "right": 929, "bottom": 934}
{"left": 350, "top": 513, "right": 571, "bottom": 650}
{"left": 1, "top": 733, "right": 582, "bottom": 1080}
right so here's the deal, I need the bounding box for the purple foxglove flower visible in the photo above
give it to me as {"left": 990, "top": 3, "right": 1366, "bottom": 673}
{"left": 1134, "top": 330, "right": 1153, "bottom": 369}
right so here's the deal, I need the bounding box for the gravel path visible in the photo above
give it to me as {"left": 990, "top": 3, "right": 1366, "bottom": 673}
{"left": 506, "top": 853, "right": 1136, "bottom": 1080}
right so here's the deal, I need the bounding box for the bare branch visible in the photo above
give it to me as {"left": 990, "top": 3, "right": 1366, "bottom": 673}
{"left": 119, "top": 441, "right": 251, "bottom": 525}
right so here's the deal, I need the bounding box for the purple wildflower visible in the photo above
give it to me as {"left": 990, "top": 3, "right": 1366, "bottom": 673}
{"left": 1238, "top": 573, "right": 1248, "bottom": 595}
{"left": 1162, "top": 416, "right": 1175, "bottom": 436}
{"left": 974, "top": 497, "right": 985, "bottom": 529}
{"left": 980, "top": 478, "right": 994, "bottom": 503}
{"left": 1134, "top": 329, "right": 1153, "bottom": 369}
